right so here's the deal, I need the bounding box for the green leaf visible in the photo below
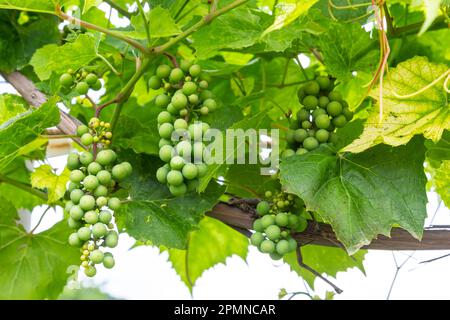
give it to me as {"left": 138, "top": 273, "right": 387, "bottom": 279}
{"left": 167, "top": 217, "right": 249, "bottom": 291}
{"left": 433, "top": 160, "right": 450, "bottom": 207}
{"left": 283, "top": 245, "right": 366, "bottom": 289}
{"left": 280, "top": 138, "right": 427, "bottom": 254}
{"left": 0, "top": 0, "right": 56, "bottom": 14}
{"left": 115, "top": 154, "right": 225, "bottom": 249}
{"left": 345, "top": 57, "right": 450, "bottom": 153}
{"left": 425, "top": 130, "right": 450, "bottom": 162}
{"left": 0, "top": 98, "right": 59, "bottom": 171}
{"left": 82, "top": 0, "right": 102, "bottom": 14}
{"left": 31, "top": 165, "right": 70, "bottom": 204}
{"left": 0, "top": 94, "right": 28, "bottom": 124}
{"left": 413, "top": 0, "right": 443, "bottom": 35}
{"left": 30, "top": 34, "right": 97, "bottom": 80}
{"left": 0, "top": 197, "right": 79, "bottom": 299}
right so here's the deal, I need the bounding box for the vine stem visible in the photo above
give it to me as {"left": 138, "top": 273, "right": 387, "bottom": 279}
{"left": 0, "top": 174, "right": 48, "bottom": 201}
{"left": 55, "top": 5, "right": 150, "bottom": 55}
{"left": 136, "top": 1, "right": 151, "bottom": 45}
{"left": 104, "top": 0, "right": 134, "bottom": 18}
{"left": 152, "top": 0, "right": 249, "bottom": 54}
{"left": 29, "top": 206, "right": 52, "bottom": 234}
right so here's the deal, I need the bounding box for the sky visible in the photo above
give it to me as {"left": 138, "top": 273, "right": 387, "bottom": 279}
{"left": 1, "top": 2, "right": 450, "bottom": 300}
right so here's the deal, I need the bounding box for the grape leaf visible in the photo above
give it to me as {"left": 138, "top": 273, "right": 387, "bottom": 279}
{"left": 433, "top": 160, "right": 450, "bottom": 207}
{"left": 30, "top": 34, "right": 97, "bottom": 80}
{"left": 425, "top": 130, "right": 450, "bottom": 162}
{"left": 82, "top": 0, "right": 102, "bottom": 14}
{"left": 283, "top": 245, "right": 366, "bottom": 289}
{"left": 0, "top": 0, "right": 56, "bottom": 14}
{"left": 0, "top": 94, "right": 28, "bottom": 124}
{"left": 345, "top": 57, "right": 450, "bottom": 153}
{"left": 167, "top": 217, "right": 249, "bottom": 291}
{"left": 0, "top": 197, "right": 79, "bottom": 299}
{"left": 115, "top": 154, "right": 225, "bottom": 249}
{"left": 0, "top": 98, "right": 59, "bottom": 171}
{"left": 280, "top": 138, "right": 427, "bottom": 254}
{"left": 31, "top": 165, "right": 70, "bottom": 204}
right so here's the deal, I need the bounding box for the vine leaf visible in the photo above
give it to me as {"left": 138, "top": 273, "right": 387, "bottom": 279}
{"left": 30, "top": 34, "right": 97, "bottom": 80}
{"left": 0, "top": 0, "right": 55, "bottom": 13}
{"left": 167, "top": 217, "right": 249, "bottom": 292}
{"left": 345, "top": 57, "right": 450, "bottom": 153}
{"left": 0, "top": 98, "right": 59, "bottom": 172}
{"left": 283, "top": 245, "right": 366, "bottom": 289}
{"left": 0, "top": 94, "right": 28, "bottom": 124}
{"left": 31, "top": 165, "right": 70, "bottom": 204}
{"left": 82, "top": 0, "right": 102, "bottom": 14}
{"left": 280, "top": 137, "right": 427, "bottom": 254}
{"left": 0, "top": 197, "right": 79, "bottom": 299}
{"left": 115, "top": 154, "right": 225, "bottom": 249}
{"left": 433, "top": 160, "right": 450, "bottom": 207}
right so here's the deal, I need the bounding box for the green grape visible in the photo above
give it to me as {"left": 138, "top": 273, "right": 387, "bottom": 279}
{"left": 297, "top": 108, "right": 310, "bottom": 122}
{"left": 200, "top": 106, "right": 209, "bottom": 115}
{"left": 99, "top": 210, "right": 112, "bottom": 224}
{"left": 103, "top": 253, "right": 115, "bottom": 269}
{"left": 159, "top": 145, "right": 174, "bottom": 162}
{"left": 68, "top": 233, "right": 82, "bottom": 247}
{"left": 76, "top": 82, "right": 89, "bottom": 95}
{"left": 86, "top": 73, "right": 98, "bottom": 86}
{"left": 265, "top": 191, "right": 272, "bottom": 198}
{"left": 97, "top": 170, "right": 112, "bottom": 185}
{"left": 148, "top": 75, "right": 162, "bottom": 90}
{"left": 302, "top": 95, "right": 318, "bottom": 110}
{"left": 199, "top": 80, "right": 208, "bottom": 89}
{"left": 265, "top": 225, "right": 281, "bottom": 241}
{"left": 281, "top": 149, "right": 295, "bottom": 159}
{"left": 91, "top": 80, "right": 102, "bottom": 91}
{"left": 328, "top": 132, "right": 339, "bottom": 144}
{"left": 297, "top": 88, "right": 305, "bottom": 101}
{"left": 315, "top": 129, "right": 329, "bottom": 143}
{"left": 296, "top": 148, "right": 308, "bottom": 155}
{"left": 169, "top": 183, "right": 187, "bottom": 196}
{"left": 93, "top": 185, "right": 108, "bottom": 197}
{"left": 318, "top": 96, "right": 330, "bottom": 108}
{"left": 156, "top": 166, "right": 169, "bottom": 184}
{"left": 156, "top": 64, "right": 171, "bottom": 78}
{"left": 188, "top": 94, "right": 199, "bottom": 105}
{"left": 159, "top": 138, "right": 172, "bottom": 148}
{"left": 170, "top": 156, "right": 185, "bottom": 170}
{"left": 92, "top": 223, "right": 107, "bottom": 238}
{"left": 166, "top": 104, "right": 177, "bottom": 115}
{"left": 315, "top": 114, "right": 331, "bottom": 129}
{"left": 256, "top": 201, "right": 270, "bottom": 216}
{"left": 169, "top": 68, "right": 184, "bottom": 83}
{"left": 79, "top": 195, "right": 96, "bottom": 211}
{"left": 326, "top": 101, "right": 343, "bottom": 117}
{"left": 96, "top": 196, "right": 108, "bottom": 208}
{"left": 312, "top": 108, "right": 327, "bottom": 119}
{"left": 182, "top": 163, "right": 198, "bottom": 180}
{"left": 296, "top": 216, "right": 308, "bottom": 232}
{"left": 174, "top": 119, "right": 188, "bottom": 130}
{"left": 66, "top": 153, "right": 80, "bottom": 171}
{"left": 76, "top": 125, "right": 89, "bottom": 137}
{"left": 172, "top": 94, "right": 188, "bottom": 110}
{"left": 259, "top": 240, "right": 275, "bottom": 254}
{"left": 70, "top": 205, "right": 84, "bottom": 220}
{"left": 112, "top": 164, "right": 128, "bottom": 180}
{"left": 288, "top": 215, "right": 299, "bottom": 228}
{"left": 186, "top": 179, "right": 198, "bottom": 192}
{"left": 83, "top": 175, "right": 99, "bottom": 191}
{"left": 68, "top": 217, "right": 82, "bottom": 229}
{"left": 275, "top": 212, "right": 289, "bottom": 227}
{"left": 332, "top": 115, "right": 347, "bottom": 128}
{"left": 189, "top": 64, "right": 202, "bottom": 77}
{"left": 87, "top": 162, "right": 102, "bottom": 175}
{"left": 108, "top": 197, "right": 121, "bottom": 211}
{"left": 288, "top": 237, "right": 297, "bottom": 252}
{"left": 157, "top": 111, "right": 172, "bottom": 124}
{"left": 199, "top": 90, "right": 213, "bottom": 101}
{"left": 342, "top": 107, "right": 354, "bottom": 121}
{"left": 253, "top": 219, "right": 264, "bottom": 232}
{"left": 286, "top": 129, "right": 295, "bottom": 144}
{"left": 90, "top": 249, "right": 104, "bottom": 264}
{"left": 196, "top": 163, "right": 208, "bottom": 177}
{"left": 316, "top": 76, "right": 331, "bottom": 90}
{"left": 60, "top": 73, "right": 73, "bottom": 87}
{"left": 105, "top": 231, "right": 119, "bottom": 248}
{"left": 84, "top": 265, "right": 97, "bottom": 277}
{"left": 77, "top": 227, "right": 91, "bottom": 241}
{"left": 304, "top": 81, "right": 320, "bottom": 95}
{"left": 276, "top": 240, "right": 290, "bottom": 255}
{"left": 159, "top": 123, "right": 174, "bottom": 139}
{"left": 155, "top": 94, "right": 170, "bottom": 107}
{"left": 70, "top": 189, "right": 84, "bottom": 204}
{"left": 303, "top": 137, "right": 319, "bottom": 151}
{"left": 167, "top": 170, "right": 184, "bottom": 185}
{"left": 301, "top": 120, "right": 312, "bottom": 130}
{"left": 176, "top": 140, "right": 192, "bottom": 157}
{"left": 79, "top": 152, "right": 94, "bottom": 166}
{"left": 182, "top": 81, "right": 197, "bottom": 95}
{"left": 180, "top": 60, "right": 193, "bottom": 72}
{"left": 96, "top": 150, "right": 117, "bottom": 166}
{"left": 65, "top": 200, "right": 74, "bottom": 212}
{"left": 328, "top": 91, "right": 342, "bottom": 102}
{"left": 260, "top": 215, "right": 275, "bottom": 229}
{"left": 294, "top": 129, "right": 308, "bottom": 143}
{"left": 250, "top": 232, "right": 264, "bottom": 246}
{"left": 203, "top": 99, "right": 217, "bottom": 111}
{"left": 84, "top": 211, "right": 99, "bottom": 224}
{"left": 269, "top": 252, "right": 283, "bottom": 260}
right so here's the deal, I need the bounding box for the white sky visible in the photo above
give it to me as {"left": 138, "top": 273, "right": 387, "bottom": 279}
{"left": 1, "top": 3, "right": 450, "bottom": 300}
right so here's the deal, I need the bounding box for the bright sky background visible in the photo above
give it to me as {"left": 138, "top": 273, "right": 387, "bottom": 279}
{"left": 1, "top": 2, "right": 450, "bottom": 300}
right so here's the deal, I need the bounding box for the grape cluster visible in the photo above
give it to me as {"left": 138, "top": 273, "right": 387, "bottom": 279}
{"left": 59, "top": 69, "right": 102, "bottom": 96}
{"left": 76, "top": 117, "right": 113, "bottom": 146}
{"left": 282, "top": 75, "right": 354, "bottom": 158}
{"left": 65, "top": 119, "right": 132, "bottom": 277}
{"left": 152, "top": 61, "right": 217, "bottom": 196}
{"left": 251, "top": 191, "right": 307, "bottom": 260}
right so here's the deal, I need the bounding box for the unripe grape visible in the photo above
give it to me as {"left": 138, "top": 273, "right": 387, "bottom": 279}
{"left": 200, "top": 106, "right": 209, "bottom": 115}
{"left": 76, "top": 82, "right": 89, "bottom": 95}
{"left": 99, "top": 210, "right": 112, "bottom": 224}
{"left": 89, "top": 249, "right": 104, "bottom": 264}
{"left": 176, "top": 140, "right": 192, "bottom": 157}
{"left": 67, "top": 153, "right": 81, "bottom": 170}
{"left": 260, "top": 215, "right": 275, "bottom": 229}
{"left": 316, "top": 76, "right": 331, "bottom": 90}
{"left": 328, "top": 91, "right": 342, "bottom": 102}
{"left": 312, "top": 108, "right": 327, "bottom": 119}
{"left": 68, "top": 232, "right": 82, "bottom": 246}
{"left": 86, "top": 73, "right": 98, "bottom": 86}
{"left": 65, "top": 200, "right": 74, "bottom": 212}
{"left": 172, "top": 94, "right": 188, "bottom": 110}
{"left": 148, "top": 75, "right": 162, "bottom": 90}
{"left": 89, "top": 117, "right": 100, "bottom": 128}
{"left": 84, "top": 211, "right": 99, "bottom": 224}
{"left": 70, "top": 189, "right": 84, "bottom": 204}
{"left": 342, "top": 107, "right": 354, "bottom": 121}
{"left": 167, "top": 170, "right": 184, "bottom": 186}
{"left": 180, "top": 60, "right": 193, "bottom": 72}
{"left": 297, "top": 108, "right": 310, "bottom": 122}
{"left": 70, "top": 205, "right": 84, "bottom": 220}
{"left": 250, "top": 232, "right": 264, "bottom": 246}
{"left": 329, "top": 132, "right": 339, "bottom": 144}
{"left": 112, "top": 164, "right": 128, "bottom": 180}
{"left": 275, "top": 212, "right": 289, "bottom": 227}
{"left": 91, "top": 79, "right": 102, "bottom": 91}
{"left": 200, "top": 72, "right": 212, "bottom": 82}
{"left": 294, "top": 129, "right": 308, "bottom": 143}
{"left": 182, "top": 81, "right": 197, "bottom": 96}
{"left": 199, "top": 90, "right": 213, "bottom": 101}
{"left": 297, "top": 88, "right": 305, "bottom": 101}
{"left": 87, "top": 162, "right": 102, "bottom": 175}
{"left": 60, "top": 73, "right": 73, "bottom": 87}
{"left": 327, "top": 101, "right": 343, "bottom": 117}
{"left": 253, "top": 219, "right": 264, "bottom": 232}
{"left": 302, "top": 95, "right": 318, "bottom": 110}
{"left": 157, "top": 111, "right": 172, "bottom": 124}
{"left": 203, "top": 98, "right": 217, "bottom": 111}
{"left": 79, "top": 195, "right": 96, "bottom": 211}
{"left": 170, "top": 156, "right": 185, "bottom": 170}
{"left": 199, "top": 80, "right": 208, "bottom": 89}
{"left": 159, "top": 138, "right": 172, "bottom": 148}
{"left": 189, "top": 64, "right": 202, "bottom": 77}
{"left": 97, "top": 170, "right": 112, "bottom": 185}
{"left": 93, "top": 185, "right": 108, "bottom": 197}
{"left": 196, "top": 163, "right": 208, "bottom": 177}
{"left": 159, "top": 123, "right": 174, "bottom": 139}
{"left": 318, "top": 96, "right": 330, "bottom": 108}
{"left": 265, "top": 225, "right": 281, "bottom": 241}
{"left": 303, "top": 137, "right": 319, "bottom": 151}
{"left": 120, "top": 162, "right": 132, "bottom": 176}
{"left": 270, "top": 252, "right": 283, "bottom": 260}
{"left": 256, "top": 201, "right": 270, "bottom": 216}
{"left": 167, "top": 103, "right": 178, "bottom": 115}
{"left": 315, "top": 129, "right": 329, "bottom": 143}
{"left": 155, "top": 94, "right": 170, "bottom": 107}
{"left": 315, "top": 114, "right": 330, "bottom": 129}
{"left": 105, "top": 231, "right": 119, "bottom": 248}
{"left": 159, "top": 145, "right": 174, "bottom": 162}
{"left": 169, "top": 183, "right": 187, "bottom": 196}
{"left": 276, "top": 240, "right": 291, "bottom": 255}
{"left": 108, "top": 197, "right": 121, "bottom": 211}
{"left": 68, "top": 217, "right": 82, "bottom": 229}
{"left": 304, "top": 81, "right": 320, "bottom": 95}
{"left": 188, "top": 94, "right": 199, "bottom": 104}
{"left": 186, "top": 179, "right": 198, "bottom": 192}
{"left": 84, "top": 265, "right": 97, "bottom": 277}
{"left": 288, "top": 237, "right": 297, "bottom": 252}
{"left": 182, "top": 163, "right": 198, "bottom": 180}
{"left": 296, "top": 216, "right": 308, "bottom": 232}
{"left": 77, "top": 227, "right": 91, "bottom": 241}
{"left": 332, "top": 115, "right": 347, "bottom": 128}
{"left": 301, "top": 120, "right": 312, "bottom": 130}
{"left": 169, "top": 68, "right": 184, "bottom": 83}
{"left": 286, "top": 130, "right": 295, "bottom": 144}
{"left": 92, "top": 223, "right": 107, "bottom": 238}
{"left": 265, "top": 191, "right": 272, "bottom": 198}
{"left": 83, "top": 175, "right": 99, "bottom": 191}
{"left": 259, "top": 240, "right": 275, "bottom": 254}
{"left": 288, "top": 214, "right": 299, "bottom": 228}
{"left": 79, "top": 152, "right": 94, "bottom": 166}
{"left": 156, "top": 64, "right": 171, "bottom": 79}
{"left": 96, "top": 196, "right": 108, "bottom": 208}
{"left": 97, "top": 150, "right": 117, "bottom": 166}
{"left": 103, "top": 253, "right": 115, "bottom": 269}
{"left": 156, "top": 166, "right": 169, "bottom": 183}
{"left": 174, "top": 118, "right": 188, "bottom": 130}
{"left": 281, "top": 149, "right": 295, "bottom": 159}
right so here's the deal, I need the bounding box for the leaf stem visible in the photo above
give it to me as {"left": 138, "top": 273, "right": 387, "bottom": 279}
{"left": 29, "top": 205, "right": 52, "bottom": 234}
{"left": 136, "top": 1, "right": 151, "bottom": 45}
{"left": 104, "top": 0, "right": 134, "bottom": 18}
{"left": 0, "top": 174, "right": 48, "bottom": 201}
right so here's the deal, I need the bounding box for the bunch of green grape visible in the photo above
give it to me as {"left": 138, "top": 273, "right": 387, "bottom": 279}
{"left": 59, "top": 69, "right": 102, "bottom": 96}
{"left": 152, "top": 60, "right": 217, "bottom": 196}
{"left": 77, "top": 117, "right": 113, "bottom": 146}
{"left": 282, "top": 75, "right": 354, "bottom": 158}
{"left": 64, "top": 119, "right": 132, "bottom": 277}
{"left": 251, "top": 191, "right": 308, "bottom": 260}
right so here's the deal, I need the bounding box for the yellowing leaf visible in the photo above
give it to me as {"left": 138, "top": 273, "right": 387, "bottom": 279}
{"left": 434, "top": 160, "right": 450, "bottom": 207}
{"left": 31, "top": 165, "right": 70, "bottom": 204}
{"left": 345, "top": 56, "right": 450, "bottom": 153}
